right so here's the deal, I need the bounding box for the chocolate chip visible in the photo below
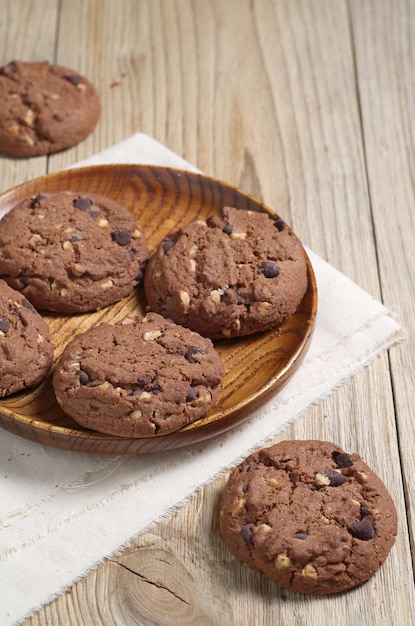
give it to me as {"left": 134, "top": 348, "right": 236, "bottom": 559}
{"left": 360, "top": 506, "right": 370, "bottom": 518}
{"left": 130, "top": 389, "right": 142, "bottom": 397}
{"left": 63, "top": 74, "right": 81, "bottom": 86}
{"left": 79, "top": 370, "right": 90, "bottom": 385}
{"left": 273, "top": 219, "right": 286, "bottom": 231}
{"left": 241, "top": 523, "right": 255, "bottom": 545}
{"left": 293, "top": 532, "right": 308, "bottom": 540}
{"left": 21, "top": 298, "right": 36, "bottom": 313}
{"left": 73, "top": 197, "right": 93, "bottom": 210}
{"left": 222, "top": 288, "right": 245, "bottom": 305}
{"left": 162, "top": 239, "right": 175, "bottom": 253}
{"left": 240, "top": 461, "right": 257, "bottom": 472}
{"left": 1, "top": 62, "right": 17, "bottom": 75}
{"left": 152, "top": 383, "right": 161, "bottom": 395}
{"left": 348, "top": 519, "right": 375, "bottom": 541}
{"left": 138, "top": 375, "right": 151, "bottom": 386}
{"left": 185, "top": 346, "right": 205, "bottom": 363}
{"left": 30, "top": 194, "right": 48, "bottom": 207}
{"left": 261, "top": 261, "right": 280, "bottom": 278}
{"left": 69, "top": 234, "right": 83, "bottom": 243}
{"left": 242, "top": 484, "right": 249, "bottom": 493}
{"left": 186, "top": 386, "right": 197, "bottom": 402}
{"left": 18, "top": 275, "right": 31, "bottom": 286}
{"left": 223, "top": 223, "right": 233, "bottom": 235}
{"left": 332, "top": 451, "right": 353, "bottom": 468}
{"left": 112, "top": 228, "right": 132, "bottom": 246}
{"left": 324, "top": 468, "right": 347, "bottom": 486}
{"left": 0, "top": 316, "right": 10, "bottom": 333}
{"left": 89, "top": 209, "right": 100, "bottom": 219}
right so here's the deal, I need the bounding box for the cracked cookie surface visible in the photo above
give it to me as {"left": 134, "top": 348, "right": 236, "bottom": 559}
{"left": 219, "top": 439, "right": 397, "bottom": 594}
{"left": 0, "top": 279, "right": 54, "bottom": 396}
{"left": 52, "top": 312, "right": 225, "bottom": 437}
{"left": 0, "top": 60, "right": 100, "bottom": 156}
{"left": 0, "top": 190, "right": 149, "bottom": 313}
{"left": 144, "top": 206, "right": 308, "bottom": 339}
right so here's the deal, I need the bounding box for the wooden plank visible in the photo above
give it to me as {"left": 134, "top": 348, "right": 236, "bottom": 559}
{"left": 348, "top": 0, "right": 415, "bottom": 560}
{"left": 48, "top": 0, "right": 158, "bottom": 169}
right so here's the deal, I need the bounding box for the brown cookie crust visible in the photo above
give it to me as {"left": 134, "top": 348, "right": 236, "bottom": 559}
{"left": 0, "top": 279, "right": 54, "bottom": 396}
{"left": 219, "top": 440, "right": 397, "bottom": 594}
{"left": 53, "top": 312, "right": 225, "bottom": 437}
{"left": 0, "top": 60, "right": 100, "bottom": 157}
{"left": 144, "top": 207, "right": 308, "bottom": 339}
{"left": 0, "top": 191, "right": 149, "bottom": 313}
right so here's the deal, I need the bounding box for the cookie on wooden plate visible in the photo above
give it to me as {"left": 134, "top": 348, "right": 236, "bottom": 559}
{"left": 0, "top": 190, "right": 149, "bottom": 313}
{"left": 219, "top": 439, "right": 397, "bottom": 594}
{"left": 0, "top": 60, "right": 100, "bottom": 157}
{"left": 0, "top": 279, "right": 54, "bottom": 396}
{"left": 144, "top": 206, "right": 308, "bottom": 339}
{"left": 53, "top": 312, "right": 225, "bottom": 437}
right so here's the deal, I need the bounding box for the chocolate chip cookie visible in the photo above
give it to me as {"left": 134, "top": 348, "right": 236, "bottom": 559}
{"left": 0, "top": 279, "right": 54, "bottom": 396}
{"left": 144, "top": 207, "right": 308, "bottom": 339}
{"left": 53, "top": 312, "right": 225, "bottom": 437}
{"left": 0, "top": 60, "right": 100, "bottom": 157}
{"left": 0, "top": 191, "right": 149, "bottom": 313}
{"left": 219, "top": 440, "right": 397, "bottom": 594}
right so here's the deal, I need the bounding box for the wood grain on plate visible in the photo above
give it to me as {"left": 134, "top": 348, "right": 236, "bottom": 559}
{"left": 0, "top": 165, "right": 317, "bottom": 454}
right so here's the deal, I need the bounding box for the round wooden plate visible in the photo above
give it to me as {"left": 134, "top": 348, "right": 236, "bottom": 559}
{"left": 0, "top": 165, "right": 317, "bottom": 454}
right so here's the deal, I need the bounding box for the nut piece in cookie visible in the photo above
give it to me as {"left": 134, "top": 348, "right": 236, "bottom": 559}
{"left": 52, "top": 312, "right": 225, "bottom": 437}
{"left": 0, "top": 60, "right": 100, "bottom": 157}
{"left": 0, "top": 279, "right": 54, "bottom": 396}
{"left": 144, "top": 207, "right": 308, "bottom": 338}
{"left": 219, "top": 440, "right": 397, "bottom": 594}
{"left": 0, "top": 191, "right": 149, "bottom": 313}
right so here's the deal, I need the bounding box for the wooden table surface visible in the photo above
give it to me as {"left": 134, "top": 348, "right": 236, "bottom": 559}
{"left": 1, "top": 1, "right": 414, "bottom": 624}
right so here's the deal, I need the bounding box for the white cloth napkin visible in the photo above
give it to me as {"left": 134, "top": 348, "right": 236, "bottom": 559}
{"left": 0, "top": 134, "right": 406, "bottom": 626}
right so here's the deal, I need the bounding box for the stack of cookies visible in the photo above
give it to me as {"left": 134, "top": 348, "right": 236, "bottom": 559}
{"left": 0, "top": 176, "right": 308, "bottom": 437}
{"left": 0, "top": 59, "right": 309, "bottom": 437}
